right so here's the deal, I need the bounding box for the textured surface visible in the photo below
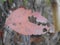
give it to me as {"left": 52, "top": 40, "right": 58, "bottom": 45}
{"left": 5, "top": 8, "right": 49, "bottom": 35}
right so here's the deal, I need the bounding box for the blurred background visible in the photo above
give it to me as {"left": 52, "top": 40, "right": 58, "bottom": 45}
{"left": 0, "top": 0, "right": 60, "bottom": 45}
